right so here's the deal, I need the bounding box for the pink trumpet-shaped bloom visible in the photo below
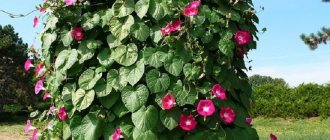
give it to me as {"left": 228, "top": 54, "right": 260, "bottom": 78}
{"left": 35, "top": 64, "right": 45, "bottom": 77}
{"left": 71, "top": 27, "right": 84, "bottom": 41}
{"left": 39, "top": 7, "right": 46, "bottom": 13}
{"left": 179, "top": 114, "right": 197, "bottom": 131}
{"left": 162, "top": 93, "right": 176, "bottom": 110}
{"left": 170, "top": 20, "right": 182, "bottom": 32}
{"left": 112, "top": 128, "right": 121, "bottom": 140}
{"left": 219, "top": 107, "right": 236, "bottom": 124}
{"left": 34, "top": 80, "right": 44, "bottom": 95}
{"left": 65, "top": 0, "right": 77, "bottom": 6}
{"left": 161, "top": 24, "right": 172, "bottom": 36}
{"left": 197, "top": 100, "right": 215, "bottom": 117}
{"left": 30, "top": 129, "right": 40, "bottom": 140}
{"left": 234, "top": 30, "right": 252, "bottom": 46}
{"left": 43, "top": 93, "right": 51, "bottom": 100}
{"left": 246, "top": 117, "right": 253, "bottom": 125}
{"left": 25, "top": 120, "right": 36, "bottom": 133}
{"left": 211, "top": 84, "right": 227, "bottom": 100}
{"left": 24, "top": 59, "right": 33, "bottom": 71}
{"left": 58, "top": 107, "right": 68, "bottom": 121}
{"left": 183, "top": 1, "right": 201, "bottom": 17}
{"left": 47, "top": 105, "right": 56, "bottom": 116}
{"left": 270, "top": 133, "right": 278, "bottom": 140}
{"left": 187, "top": 1, "right": 201, "bottom": 8}
{"left": 33, "top": 16, "right": 38, "bottom": 28}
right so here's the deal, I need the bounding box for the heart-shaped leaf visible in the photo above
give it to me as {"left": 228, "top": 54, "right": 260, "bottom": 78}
{"left": 111, "top": 43, "right": 138, "bottom": 66}
{"left": 146, "top": 69, "right": 170, "bottom": 93}
{"left": 121, "top": 84, "right": 149, "bottom": 112}
{"left": 132, "top": 105, "right": 158, "bottom": 131}
{"left": 72, "top": 89, "right": 95, "bottom": 111}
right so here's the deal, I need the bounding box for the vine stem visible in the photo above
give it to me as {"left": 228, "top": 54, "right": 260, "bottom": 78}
{"left": 0, "top": 9, "right": 37, "bottom": 18}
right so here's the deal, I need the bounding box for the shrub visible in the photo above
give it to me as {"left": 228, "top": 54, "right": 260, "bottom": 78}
{"left": 26, "top": 0, "right": 260, "bottom": 139}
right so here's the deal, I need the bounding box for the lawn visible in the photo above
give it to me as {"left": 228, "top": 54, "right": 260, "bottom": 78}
{"left": 1, "top": 117, "right": 330, "bottom": 140}
{"left": 254, "top": 117, "right": 330, "bottom": 140}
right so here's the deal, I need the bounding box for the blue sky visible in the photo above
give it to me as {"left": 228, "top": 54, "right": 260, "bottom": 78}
{"left": 1, "top": 0, "right": 330, "bottom": 86}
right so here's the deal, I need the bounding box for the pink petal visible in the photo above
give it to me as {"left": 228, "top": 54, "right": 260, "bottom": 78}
{"left": 187, "top": 1, "right": 201, "bottom": 8}
{"left": 33, "top": 16, "right": 38, "bottom": 28}
{"left": 183, "top": 7, "right": 199, "bottom": 17}
{"left": 24, "top": 59, "right": 33, "bottom": 71}
{"left": 246, "top": 117, "right": 253, "bottom": 125}
{"left": 170, "top": 20, "right": 182, "bottom": 32}
{"left": 179, "top": 114, "right": 197, "bottom": 131}
{"left": 270, "top": 133, "right": 278, "bottom": 140}
{"left": 34, "top": 80, "right": 44, "bottom": 95}
{"left": 197, "top": 100, "right": 215, "bottom": 117}
{"left": 65, "top": 0, "right": 77, "bottom": 6}
{"left": 220, "top": 107, "right": 236, "bottom": 124}
{"left": 162, "top": 93, "right": 176, "bottom": 110}
{"left": 58, "top": 107, "right": 68, "bottom": 121}
{"left": 43, "top": 93, "right": 51, "bottom": 100}
{"left": 211, "top": 84, "right": 227, "bottom": 100}
{"left": 234, "top": 30, "right": 252, "bottom": 45}
{"left": 112, "top": 128, "right": 121, "bottom": 140}
{"left": 71, "top": 27, "right": 84, "bottom": 41}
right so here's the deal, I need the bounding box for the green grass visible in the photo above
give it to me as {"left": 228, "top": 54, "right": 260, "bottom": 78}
{"left": 0, "top": 121, "right": 27, "bottom": 140}
{"left": 254, "top": 117, "right": 330, "bottom": 140}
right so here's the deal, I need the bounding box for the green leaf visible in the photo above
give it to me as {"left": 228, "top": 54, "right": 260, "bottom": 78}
{"left": 132, "top": 105, "right": 158, "bottom": 131}
{"left": 131, "top": 22, "right": 150, "bottom": 41}
{"left": 107, "top": 69, "right": 127, "bottom": 91}
{"left": 78, "top": 41, "right": 95, "bottom": 64}
{"left": 72, "top": 89, "right": 95, "bottom": 111}
{"left": 103, "top": 123, "right": 115, "bottom": 140}
{"left": 63, "top": 122, "right": 71, "bottom": 140}
{"left": 121, "top": 85, "right": 149, "bottom": 112}
{"left": 55, "top": 49, "right": 78, "bottom": 72}
{"left": 97, "top": 48, "right": 114, "bottom": 67}
{"left": 219, "top": 31, "right": 235, "bottom": 58}
{"left": 164, "top": 55, "right": 184, "bottom": 76}
{"left": 80, "top": 112, "right": 105, "bottom": 140}
{"left": 86, "top": 40, "right": 103, "bottom": 49}
{"left": 42, "top": 33, "right": 57, "bottom": 58}
{"left": 121, "top": 60, "right": 145, "bottom": 86}
{"left": 99, "top": 9, "right": 114, "bottom": 27}
{"left": 136, "top": 130, "right": 158, "bottom": 140}
{"left": 82, "top": 13, "right": 100, "bottom": 30}
{"left": 106, "top": 34, "right": 121, "bottom": 49}
{"left": 99, "top": 92, "right": 120, "bottom": 109}
{"left": 173, "top": 81, "right": 196, "bottom": 106}
{"left": 113, "top": 0, "right": 135, "bottom": 18}
{"left": 94, "top": 78, "right": 112, "bottom": 97}
{"left": 110, "top": 15, "right": 134, "bottom": 41}
{"left": 61, "top": 29, "right": 73, "bottom": 47}
{"left": 111, "top": 43, "right": 138, "bottom": 66}
{"left": 78, "top": 69, "right": 102, "bottom": 90}
{"left": 146, "top": 69, "right": 170, "bottom": 93}
{"left": 135, "top": 0, "right": 150, "bottom": 19}
{"left": 44, "top": 15, "right": 58, "bottom": 31}
{"left": 150, "top": 26, "right": 162, "bottom": 43}
{"left": 62, "top": 83, "right": 76, "bottom": 102}
{"left": 143, "top": 47, "right": 167, "bottom": 68}
{"left": 70, "top": 116, "right": 83, "bottom": 140}
{"left": 112, "top": 100, "right": 130, "bottom": 118}
{"left": 183, "top": 63, "right": 201, "bottom": 81}
{"left": 160, "top": 107, "right": 181, "bottom": 130}
{"left": 148, "top": 0, "right": 165, "bottom": 20}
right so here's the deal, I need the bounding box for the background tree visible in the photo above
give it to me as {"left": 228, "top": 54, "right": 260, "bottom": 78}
{"left": 300, "top": 0, "right": 330, "bottom": 49}
{"left": 0, "top": 24, "right": 37, "bottom": 112}
{"left": 249, "top": 74, "right": 287, "bottom": 88}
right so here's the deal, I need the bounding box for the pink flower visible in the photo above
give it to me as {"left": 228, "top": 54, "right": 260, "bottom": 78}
{"left": 234, "top": 30, "right": 252, "bottom": 46}
{"left": 211, "top": 84, "right": 227, "bottom": 100}
{"left": 39, "top": 7, "right": 46, "bottom": 13}
{"left": 34, "top": 80, "right": 44, "bottom": 95}
{"left": 30, "top": 129, "right": 40, "bottom": 140}
{"left": 197, "top": 100, "right": 215, "bottom": 117}
{"left": 33, "top": 16, "right": 38, "bottom": 28}
{"left": 65, "top": 0, "right": 77, "bottom": 6}
{"left": 179, "top": 114, "right": 197, "bottom": 131}
{"left": 161, "top": 24, "right": 172, "bottom": 36}
{"left": 219, "top": 107, "right": 236, "bottom": 124}
{"left": 183, "top": 1, "right": 201, "bottom": 17}
{"left": 47, "top": 105, "right": 56, "bottom": 116}
{"left": 43, "top": 93, "right": 52, "bottom": 100}
{"left": 25, "top": 120, "right": 36, "bottom": 133}
{"left": 246, "top": 117, "right": 253, "bottom": 125}
{"left": 24, "top": 59, "right": 33, "bottom": 71}
{"left": 187, "top": 1, "right": 201, "bottom": 8}
{"left": 71, "top": 27, "right": 84, "bottom": 41}
{"left": 162, "top": 93, "right": 176, "bottom": 110}
{"left": 170, "top": 20, "right": 182, "bottom": 32}
{"left": 58, "top": 107, "right": 68, "bottom": 121}
{"left": 35, "top": 64, "right": 45, "bottom": 77}
{"left": 270, "top": 133, "right": 278, "bottom": 140}
{"left": 112, "top": 128, "right": 121, "bottom": 140}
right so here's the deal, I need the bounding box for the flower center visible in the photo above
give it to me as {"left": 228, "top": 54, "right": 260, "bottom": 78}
{"left": 76, "top": 32, "right": 82, "bottom": 37}
{"left": 238, "top": 36, "right": 244, "bottom": 41}
{"left": 224, "top": 112, "right": 229, "bottom": 118}
{"left": 167, "top": 100, "right": 173, "bottom": 105}
{"left": 185, "top": 120, "right": 192, "bottom": 126}
{"left": 203, "top": 106, "right": 210, "bottom": 112}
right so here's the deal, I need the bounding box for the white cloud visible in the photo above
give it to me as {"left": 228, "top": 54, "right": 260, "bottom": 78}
{"left": 247, "top": 59, "right": 330, "bottom": 87}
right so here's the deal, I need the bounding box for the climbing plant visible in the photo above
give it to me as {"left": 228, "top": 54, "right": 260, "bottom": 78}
{"left": 25, "top": 0, "right": 260, "bottom": 139}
